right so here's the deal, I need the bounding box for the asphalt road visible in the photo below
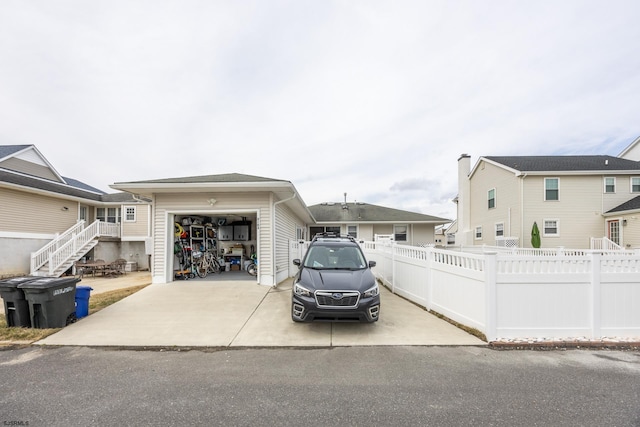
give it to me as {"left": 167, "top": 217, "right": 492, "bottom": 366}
{"left": 1, "top": 346, "right": 639, "bottom": 426}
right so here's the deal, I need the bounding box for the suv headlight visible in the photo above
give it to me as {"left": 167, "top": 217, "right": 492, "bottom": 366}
{"left": 363, "top": 284, "right": 379, "bottom": 298}
{"left": 293, "top": 282, "right": 313, "bottom": 297}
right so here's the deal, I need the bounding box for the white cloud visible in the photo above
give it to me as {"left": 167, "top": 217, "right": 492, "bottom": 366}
{"left": 1, "top": 0, "right": 640, "bottom": 221}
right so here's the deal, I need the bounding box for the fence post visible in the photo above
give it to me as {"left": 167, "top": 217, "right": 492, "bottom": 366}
{"left": 391, "top": 242, "right": 396, "bottom": 293}
{"left": 484, "top": 251, "right": 498, "bottom": 342}
{"left": 591, "top": 252, "right": 602, "bottom": 339}
{"left": 425, "top": 246, "right": 433, "bottom": 311}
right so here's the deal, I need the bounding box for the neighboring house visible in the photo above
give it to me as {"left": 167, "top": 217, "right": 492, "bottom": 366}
{"left": 307, "top": 201, "right": 449, "bottom": 245}
{"left": 0, "top": 145, "right": 152, "bottom": 277}
{"left": 455, "top": 150, "right": 640, "bottom": 249}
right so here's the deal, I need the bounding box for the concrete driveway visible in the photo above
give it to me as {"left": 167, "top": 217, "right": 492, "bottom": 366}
{"left": 36, "top": 275, "right": 486, "bottom": 348}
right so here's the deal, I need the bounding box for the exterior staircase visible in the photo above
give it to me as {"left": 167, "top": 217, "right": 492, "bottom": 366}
{"left": 30, "top": 220, "right": 120, "bottom": 277}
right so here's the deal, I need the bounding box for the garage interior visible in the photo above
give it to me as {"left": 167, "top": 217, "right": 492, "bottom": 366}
{"left": 173, "top": 212, "right": 258, "bottom": 281}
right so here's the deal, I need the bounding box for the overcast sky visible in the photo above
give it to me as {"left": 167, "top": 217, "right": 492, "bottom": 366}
{"left": 1, "top": 1, "right": 639, "bottom": 220}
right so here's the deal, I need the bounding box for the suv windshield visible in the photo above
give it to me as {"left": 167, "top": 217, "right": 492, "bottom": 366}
{"left": 303, "top": 244, "right": 366, "bottom": 269}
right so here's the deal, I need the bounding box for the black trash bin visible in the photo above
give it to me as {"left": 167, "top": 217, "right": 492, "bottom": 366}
{"left": 18, "top": 277, "right": 81, "bottom": 328}
{"left": 0, "top": 276, "right": 38, "bottom": 327}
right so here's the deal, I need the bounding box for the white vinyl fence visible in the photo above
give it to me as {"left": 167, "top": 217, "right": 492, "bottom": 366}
{"left": 359, "top": 242, "right": 640, "bottom": 342}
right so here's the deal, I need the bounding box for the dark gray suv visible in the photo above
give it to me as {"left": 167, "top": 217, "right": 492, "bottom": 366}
{"left": 291, "top": 234, "right": 380, "bottom": 323}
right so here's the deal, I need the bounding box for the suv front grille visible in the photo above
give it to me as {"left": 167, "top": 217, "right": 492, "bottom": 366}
{"left": 315, "top": 291, "right": 360, "bottom": 308}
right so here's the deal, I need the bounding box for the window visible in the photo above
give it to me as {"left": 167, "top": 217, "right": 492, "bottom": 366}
{"left": 475, "top": 226, "right": 482, "bottom": 240}
{"left": 495, "top": 222, "right": 504, "bottom": 237}
{"left": 310, "top": 226, "right": 340, "bottom": 238}
{"left": 124, "top": 206, "right": 136, "bottom": 222}
{"left": 97, "top": 207, "right": 121, "bottom": 223}
{"left": 488, "top": 188, "right": 496, "bottom": 209}
{"left": 347, "top": 225, "right": 358, "bottom": 238}
{"left": 80, "top": 206, "right": 88, "bottom": 222}
{"left": 394, "top": 225, "right": 407, "bottom": 242}
{"left": 631, "top": 177, "right": 640, "bottom": 193}
{"left": 543, "top": 219, "right": 559, "bottom": 237}
{"left": 604, "top": 177, "right": 616, "bottom": 193}
{"left": 544, "top": 178, "right": 559, "bottom": 201}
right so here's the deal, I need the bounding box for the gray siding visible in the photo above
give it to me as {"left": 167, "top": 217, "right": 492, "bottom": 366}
{"left": 0, "top": 157, "right": 62, "bottom": 182}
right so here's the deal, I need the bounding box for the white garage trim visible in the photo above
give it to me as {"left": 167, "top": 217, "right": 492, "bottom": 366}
{"left": 159, "top": 208, "right": 261, "bottom": 284}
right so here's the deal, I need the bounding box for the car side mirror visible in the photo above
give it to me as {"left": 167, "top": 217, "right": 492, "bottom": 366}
{"left": 293, "top": 259, "right": 301, "bottom": 266}
{"left": 369, "top": 260, "right": 376, "bottom": 268}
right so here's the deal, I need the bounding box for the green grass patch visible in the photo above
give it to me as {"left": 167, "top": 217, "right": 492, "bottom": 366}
{"left": 0, "top": 284, "right": 149, "bottom": 344}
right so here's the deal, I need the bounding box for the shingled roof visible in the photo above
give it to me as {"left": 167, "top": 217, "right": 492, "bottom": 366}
{"left": 116, "top": 173, "right": 288, "bottom": 185}
{"left": 308, "top": 202, "right": 450, "bottom": 223}
{"left": 484, "top": 155, "right": 640, "bottom": 172}
{"left": 607, "top": 196, "right": 640, "bottom": 214}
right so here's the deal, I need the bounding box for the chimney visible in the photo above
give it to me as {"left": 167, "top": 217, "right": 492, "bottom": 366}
{"left": 457, "top": 154, "right": 472, "bottom": 246}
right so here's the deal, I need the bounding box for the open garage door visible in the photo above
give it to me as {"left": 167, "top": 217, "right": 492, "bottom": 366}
{"left": 170, "top": 211, "right": 259, "bottom": 283}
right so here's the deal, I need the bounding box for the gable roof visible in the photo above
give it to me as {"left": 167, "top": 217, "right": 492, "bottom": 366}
{"left": 0, "top": 144, "right": 143, "bottom": 203}
{"left": 0, "top": 169, "right": 105, "bottom": 200}
{"left": 478, "top": 155, "right": 640, "bottom": 176}
{"left": 308, "top": 202, "right": 450, "bottom": 224}
{"left": 112, "top": 172, "right": 314, "bottom": 223}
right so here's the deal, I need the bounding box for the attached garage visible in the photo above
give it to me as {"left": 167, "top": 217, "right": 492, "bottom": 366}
{"left": 111, "top": 174, "right": 314, "bottom": 286}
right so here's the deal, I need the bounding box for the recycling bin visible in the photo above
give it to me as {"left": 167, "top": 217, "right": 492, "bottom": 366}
{"left": 0, "top": 276, "right": 38, "bottom": 327}
{"left": 18, "top": 277, "right": 81, "bottom": 329}
{"left": 75, "top": 285, "right": 93, "bottom": 319}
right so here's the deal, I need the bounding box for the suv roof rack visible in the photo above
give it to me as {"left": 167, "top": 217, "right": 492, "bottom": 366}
{"left": 311, "top": 232, "right": 357, "bottom": 243}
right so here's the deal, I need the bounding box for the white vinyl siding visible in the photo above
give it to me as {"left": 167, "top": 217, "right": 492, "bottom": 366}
{"left": 275, "top": 203, "right": 307, "bottom": 285}
{"left": 468, "top": 160, "right": 520, "bottom": 246}
{"left": 122, "top": 204, "right": 151, "bottom": 239}
{"left": 153, "top": 192, "right": 271, "bottom": 284}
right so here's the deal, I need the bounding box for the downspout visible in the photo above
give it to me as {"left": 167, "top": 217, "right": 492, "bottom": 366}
{"left": 272, "top": 192, "right": 297, "bottom": 287}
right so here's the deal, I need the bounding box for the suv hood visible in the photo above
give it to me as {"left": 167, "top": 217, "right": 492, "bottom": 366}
{"left": 299, "top": 268, "right": 375, "bottom": 292}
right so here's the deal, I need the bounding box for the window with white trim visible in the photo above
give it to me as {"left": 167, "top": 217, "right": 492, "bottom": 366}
{"left": 475, "top": 226, "right": 483, "bottom": 240}
{"left": 544, "top": 178, "right": 559, "bottom": 201}
{"left": 543, "top": 219, "right": 559, "bottom": 237}
{"left": 394, "top": 225, "right": 407, "bottom": 241}
{"left": 604, "top": 177, "right": 616, "bottom": 193}
{"left": 97, "top": 207, "right": 121, "bottom": 223}
{"left": 495, "top": 222, "right": 504, "bottom": 237}
{"left": 631, "top": 177, "right": 640, "bottom": 193}
{"left": 347, "top": 225, "right": 358, "bottom": 238}
{"left": 124, "top": 206, "right": 136, "bottom": 222}
{"left": 488, "top": 188, "right": 496, "bottom": 209}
